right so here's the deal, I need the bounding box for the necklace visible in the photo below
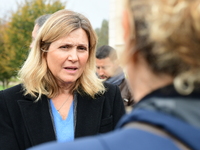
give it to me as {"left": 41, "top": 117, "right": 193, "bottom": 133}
{"left": 57, "top": 95, "right": 70, "bottom": 114}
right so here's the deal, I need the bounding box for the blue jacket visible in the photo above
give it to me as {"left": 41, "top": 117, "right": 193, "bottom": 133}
{"left": 29, "top": 85, "right": 200, "bottom": 150}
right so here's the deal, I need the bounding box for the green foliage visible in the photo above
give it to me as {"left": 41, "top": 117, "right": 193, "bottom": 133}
{"left": 0, "top": 20, "right": 14, "bottom": 88}
{"left": 0, "top": 0, "right": 65, "bottom": 87}
{"left": 95, "top": 19, "right": 109, "bottom": 49}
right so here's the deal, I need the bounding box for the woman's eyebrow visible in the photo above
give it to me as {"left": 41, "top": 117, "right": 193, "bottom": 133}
{"left": 77, "top": 44, "right": 88, "bottom": 47}
{"left": 61, "top": 43, "right": 88, "bottom": 47}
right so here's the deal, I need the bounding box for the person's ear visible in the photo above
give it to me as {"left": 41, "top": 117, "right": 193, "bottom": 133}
{"left": 122, "top": 10, "right": 131, "bottom": 41}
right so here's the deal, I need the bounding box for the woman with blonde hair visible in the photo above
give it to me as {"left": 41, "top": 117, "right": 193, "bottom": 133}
{"left": 0, "top": 9, "right": 125, "bottom": 150}
{"left": 29, "top": 0, "right": 200, "bottom": 150}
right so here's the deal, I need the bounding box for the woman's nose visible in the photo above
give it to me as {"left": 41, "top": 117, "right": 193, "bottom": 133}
{"left": 67, "top": 49, "right": 78, "bottom": 62}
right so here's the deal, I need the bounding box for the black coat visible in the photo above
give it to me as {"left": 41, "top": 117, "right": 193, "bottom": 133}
{"left": 0, "top": 83, "right": 125, "bottom": 150}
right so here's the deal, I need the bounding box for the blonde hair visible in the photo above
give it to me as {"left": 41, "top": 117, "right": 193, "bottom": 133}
{"left": 18, "top": 9, "right": 105, "bottom": 100}
{"left": 123, "top": 0, "right": 200, "bottom": 95}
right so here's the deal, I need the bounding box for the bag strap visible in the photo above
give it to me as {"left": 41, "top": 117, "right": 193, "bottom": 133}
{"left": 125, "top": 122, "right": 191, "bottom": 150}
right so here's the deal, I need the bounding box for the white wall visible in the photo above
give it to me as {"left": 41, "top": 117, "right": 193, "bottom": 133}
{"left": 109, "top": 0, "right": 125, "bottom": 55}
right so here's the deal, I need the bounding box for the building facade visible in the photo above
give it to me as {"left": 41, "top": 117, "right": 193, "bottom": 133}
{"left": 109, "top": 0, "right": 125, "bottom": 55}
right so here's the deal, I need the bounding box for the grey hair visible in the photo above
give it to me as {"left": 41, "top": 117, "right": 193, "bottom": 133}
{"left": 35, "top": 14, "right": 51, "bottom": 28}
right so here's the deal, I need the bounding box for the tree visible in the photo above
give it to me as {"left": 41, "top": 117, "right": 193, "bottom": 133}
{"left": 0, "top": 19, "right": 13, "bottom": 88}
{"left": 95, "top": 19, "right": 108, "bottom": 49}
{"left": 1, "top": 0, "right": 65, "bottom": 88}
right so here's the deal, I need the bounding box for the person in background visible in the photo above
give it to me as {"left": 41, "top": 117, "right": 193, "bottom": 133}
{"left": 28, "top": 0, "right": 200, "bottom": 149}
{"left": 30, "top": 14, "right": 51, "bottom": 48}
{"left": 0, "top": 9, "right": 125, "bottom": 150}
{"left": 96, "top": 45, "right": 134, "bottom": 108}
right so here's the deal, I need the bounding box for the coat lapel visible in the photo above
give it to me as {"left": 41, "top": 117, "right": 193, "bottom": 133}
{"left": 18, "top": 96, "right": 56, "bottom": 146}
{"left": 75, "top": 93, "right": 105, "bottom": 137}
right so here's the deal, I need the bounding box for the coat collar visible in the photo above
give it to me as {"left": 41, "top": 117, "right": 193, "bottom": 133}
{"left": 17, "top": 97, "right": 56, "bottom": 146}
{"left": 75, "top": 92, "right": 105, "bottom": 137}
{"left": 17, "top": 84, "right": 106, "bottom": 142}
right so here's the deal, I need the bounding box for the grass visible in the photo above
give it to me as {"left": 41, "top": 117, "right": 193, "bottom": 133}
{"left": 0, "top": 78, "right": 20, "bottom": 91}
{"left": 0, "top": 83, "right": 18, "bottom": 91}
{"left": 0, "top": 85, "right": 16, "bottom": 90}
{"left": 0, "top": 85, "right": 4, "bottom": 90}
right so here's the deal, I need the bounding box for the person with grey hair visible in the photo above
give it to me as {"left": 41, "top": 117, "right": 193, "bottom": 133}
{"left": 30, "top": 14, "right": 51, "bottom": 48}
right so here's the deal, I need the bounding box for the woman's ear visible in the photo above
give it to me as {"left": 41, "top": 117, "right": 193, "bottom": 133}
{"left": 122, "top": 10, "right": 131, "bottom": 41}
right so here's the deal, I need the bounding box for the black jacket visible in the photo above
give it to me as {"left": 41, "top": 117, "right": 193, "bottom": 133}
{"left": 0, "top": 83, "right": 125, "bottom": 150}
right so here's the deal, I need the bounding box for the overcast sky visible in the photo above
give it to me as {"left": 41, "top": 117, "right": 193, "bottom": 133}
{"left": 0, "top": 0, "right": 109, "bottom": 29}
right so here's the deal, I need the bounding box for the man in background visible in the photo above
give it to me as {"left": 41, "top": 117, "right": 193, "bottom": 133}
{"left": 96, "top": 45, "right": 134, "bottom": 108}
{"left": 30, "top": 14, "right": 51, "bottom": 48}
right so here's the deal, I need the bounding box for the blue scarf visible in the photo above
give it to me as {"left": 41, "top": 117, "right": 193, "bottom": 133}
{"left": 105, "top": 71, "right": 125, "bottom": 86}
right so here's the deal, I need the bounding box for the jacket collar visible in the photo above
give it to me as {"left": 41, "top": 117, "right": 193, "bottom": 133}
{"left": 117, "top": 84, "right": 200, "bottom": 150}
{"left": 134, "top": 84, "right": 200, "bottom": 128}
{"left": 17, "top": 95, "right": 56, "bottom": 146}
{"left": 75, "top": 92, "right": 105, "bottom": 137}
{"left": 18, "top": 84, "right": 106, "bottom": 142}
{"left": 14, "top": 84, "right": 55, "bottom": 145}
{"left": 118, "top": 109, "right": 200, "bottom": 150}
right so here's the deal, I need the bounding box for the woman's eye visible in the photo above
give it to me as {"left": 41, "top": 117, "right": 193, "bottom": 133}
{"left": 78, "top": 46, "right": 87, "bottom": 51}
{"left": 60, "top": 45, "right": 70, "bottom": 49}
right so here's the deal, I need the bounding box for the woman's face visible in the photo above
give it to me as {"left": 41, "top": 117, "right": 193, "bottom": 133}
{"left": 46, "top": 28, "right": 89, "bottom": 85}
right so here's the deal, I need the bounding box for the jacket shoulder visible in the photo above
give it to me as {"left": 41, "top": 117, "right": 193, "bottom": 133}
{"left": 102, "top": 82, "right": 120, "bottom": 97}
{"left": 103, "top": 82, "right": 118, "bottom": 90}
{"left": 2, "top": 84, "right": 23, "bottom": 93}
{"left": 0, "top": 84, "right": 24, "bottom": 101}
{"left": 28, "top": 127, "right": 180, "bottom": 150}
